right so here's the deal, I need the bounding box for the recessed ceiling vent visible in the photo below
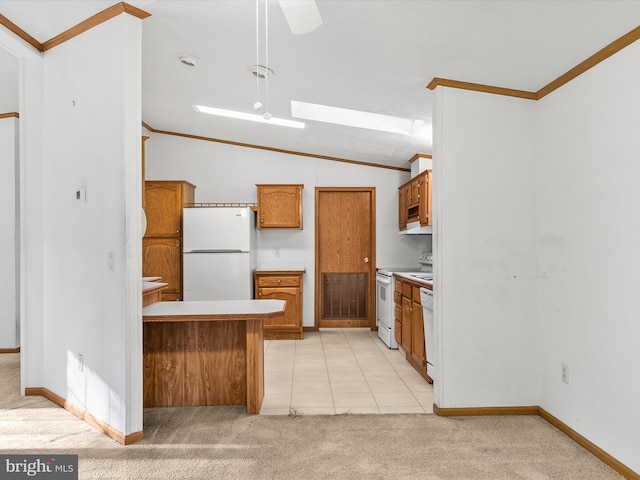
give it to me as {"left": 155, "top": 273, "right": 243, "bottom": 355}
{"left": 250, "top": 65, "right": 274, "bottom": 79}
{"left": 178, "top": 54, "right": 201, "bottom": 67}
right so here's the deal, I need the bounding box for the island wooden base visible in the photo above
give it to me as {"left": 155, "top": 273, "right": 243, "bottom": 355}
{"left": 143, "top": 319, "right": 264, "bottom": 413}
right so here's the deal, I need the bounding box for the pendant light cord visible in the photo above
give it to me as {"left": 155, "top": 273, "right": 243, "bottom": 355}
{"left": 255, "top": 0, "right": 260, "bottom": 108}
{"left": 264, "top": 0, "right": 270, "bottom": 116}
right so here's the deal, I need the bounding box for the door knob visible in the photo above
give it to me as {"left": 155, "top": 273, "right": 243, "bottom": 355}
{"left": 364, "top": 257, "right": 369, "bottom": 263}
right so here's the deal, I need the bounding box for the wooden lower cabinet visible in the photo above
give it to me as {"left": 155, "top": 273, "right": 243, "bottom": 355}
{"left": 142, "top": 238, "right": 182, "bottom": 301}
{"left": 143, "top": 180, "right": 195, "bottom": 301}
{"left": 255, "top": 270, "right": 304, "bottom": 339}
{"left": 410, "top": 286, "right": 426, "bottom": 373}
{"left": 394, "top": 276, "right": 431, "bottom": 383}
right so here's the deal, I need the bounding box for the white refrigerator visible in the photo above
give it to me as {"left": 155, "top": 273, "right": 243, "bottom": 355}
{"left": 182, "top": 207, "right": 257, "bottom": 300}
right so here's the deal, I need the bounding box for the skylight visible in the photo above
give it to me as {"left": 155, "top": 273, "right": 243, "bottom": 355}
{"left": 193, "top": 104, "right": 306, "bottom": 129}
{"left": 290, "top": 100, "right": 428, "bottom": 137}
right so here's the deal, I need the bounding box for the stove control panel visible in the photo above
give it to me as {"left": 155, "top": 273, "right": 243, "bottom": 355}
{"left": 419, "top": 252, "right": 433, "bottom": 266}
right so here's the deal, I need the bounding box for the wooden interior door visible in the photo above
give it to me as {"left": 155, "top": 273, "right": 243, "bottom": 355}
{"left": 315, "top": 188, "right": 376, "bottom": 328}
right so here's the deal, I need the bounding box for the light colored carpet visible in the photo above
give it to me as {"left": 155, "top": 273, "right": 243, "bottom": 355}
{"left": 0, "top": 353, "right": 623, "bottom": 479}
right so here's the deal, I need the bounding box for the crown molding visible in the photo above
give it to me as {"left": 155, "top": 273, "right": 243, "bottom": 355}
{"left": 408, "top": 153, "right": 432, "bottom": 164}
{"left": 0, "top": 13, "right": 42, "bottom": 51}
{"left": 427, "top": 78, "right": 537, "bottom": 100}
{"left": 536, "top": 24, "right": 640, "bottom": 100}
{"left": 427, "top": 24, "right": 640, "bottom": 102}
{"left": 142, "top": 122, "right": 411, "bottom": 173}
{"left": 42, "top": 2, "right": 151, "bottom": 51}
{"left": 0, "top": 2, "right": 150, "bottom": 53}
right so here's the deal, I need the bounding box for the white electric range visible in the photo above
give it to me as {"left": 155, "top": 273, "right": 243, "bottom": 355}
{"left": 375, "top": 254, "right": 433, "bottom": 349}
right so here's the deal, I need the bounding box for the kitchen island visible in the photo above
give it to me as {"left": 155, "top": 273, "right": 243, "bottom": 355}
{"left": 142, "top": 300, "right": 285, "bottom": 414}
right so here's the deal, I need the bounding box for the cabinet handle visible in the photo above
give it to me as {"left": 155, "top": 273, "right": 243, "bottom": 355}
{"left": 277, "top": 279, "right": 281, "bottom": 284}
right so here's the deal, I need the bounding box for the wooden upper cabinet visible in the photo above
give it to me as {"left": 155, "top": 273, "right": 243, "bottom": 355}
{"left": 419, "top": 170, "right": 432, "bottom": 227}
{"left": 144, "top": 181, "right": 196, "bottom": 237}
{"left": 256, "top": 184, "right": 303, "bottom": 229}
{"left": 398, "top": 186, "right": 407, "bottom": 230}
{"left": 398, "top": 170, "right": 431, "bottom": 230}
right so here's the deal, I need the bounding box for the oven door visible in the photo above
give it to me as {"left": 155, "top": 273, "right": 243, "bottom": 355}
{"left": 376, "top": 273, "right": 398, "bottom": 348}
{"left": 376, "top": 273, "right": 392, "bottom": 330}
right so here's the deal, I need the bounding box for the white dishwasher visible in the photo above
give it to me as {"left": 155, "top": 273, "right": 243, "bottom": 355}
{"left": 420, "top": 287, "right": 436, "bottom": 383}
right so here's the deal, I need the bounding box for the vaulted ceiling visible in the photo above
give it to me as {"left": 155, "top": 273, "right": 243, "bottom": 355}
{"left": 2, "top": 1, "right": 640, "bottom": 168}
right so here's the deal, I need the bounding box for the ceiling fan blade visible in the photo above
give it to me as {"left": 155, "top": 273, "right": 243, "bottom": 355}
{"left": 278, "top": 0, "right": 323, "bottom": 35}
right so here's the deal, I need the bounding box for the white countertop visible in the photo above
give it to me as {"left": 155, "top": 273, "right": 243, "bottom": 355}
{"left": 142, "top": 281, "right": 168, "bottom": 292}
{"left": 143, "top": 299, "right": 286, "bottom": 317}
{"left": 255, "top": 267, "right": 306, "bottom": 273}
{"left": 142, "top": 276, "right": 163, "bottom": 282}
{"left": 393, "top": 272, "right": 434, "bottom": 289}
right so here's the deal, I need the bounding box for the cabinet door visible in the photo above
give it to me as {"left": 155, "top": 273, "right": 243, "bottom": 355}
{"left": 401, "top": 296, "right": 412, "bottom": 352}
{"left": 257, "top": 184, "right": 303, "bottom": 229}
{"left": 411, "top": 298, "right": 426, "bottom": 369}
{"left": 145, "top": 183, "right": 184, "bottom": 237}
{"left": 398, "top": 187, "right": 407, "bottom": 230}
{"left": 410, "top": 178, "right": 420, "bottom": 207}
{"left": 258, "top": 287, "right": 301, "bottom": 328}
{"left": 394, "top": 305, "right": 403, "bottom": 345}
{"left": 403, "top": 183, "right": 412, "bottom": 207}
{"left": 143, "top": 238, "right": 182, "bottom": 299}
{"left": 419, "top": 170, "right": 432, "bottom": 227}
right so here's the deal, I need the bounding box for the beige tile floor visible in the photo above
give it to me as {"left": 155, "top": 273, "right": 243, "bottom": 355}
{"left": 260, "top": 328, "right": 435, "bottom": 415}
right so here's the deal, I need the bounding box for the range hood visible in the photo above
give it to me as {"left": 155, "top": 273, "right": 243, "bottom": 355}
{"left": 399, "top": 221, "right": 432, "bottom": 235}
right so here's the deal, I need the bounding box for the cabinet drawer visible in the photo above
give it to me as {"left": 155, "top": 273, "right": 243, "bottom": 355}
{"left": 394, "top": 279, "right": 403, "bottom": 293}
{"left": 257, "top": 276, "right": 300, "bottom": 287}
{"left": 402, "top": 282, "right": 412, "bottom": 298}
{"left": 394, "top": 305, "right": 402, "bottom": 321}
{"left": 393, "top": 290, "right": 402, "bottom": 305}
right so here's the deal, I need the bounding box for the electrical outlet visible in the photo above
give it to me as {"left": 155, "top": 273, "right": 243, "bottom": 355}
{"left": 561, "top": 362, "right": 569, "bottom": 384}
{"left": 274, "top": 248, "right": 280, "bottom": 257}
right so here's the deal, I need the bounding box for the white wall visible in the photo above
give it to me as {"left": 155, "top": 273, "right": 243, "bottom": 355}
{"left": 145, "top": 134, "right": 426, "bottom": 326}
{"left": 0, "top": 46, "right": 19, "bottom": 113}
{"left": 433, "top": 88, "right": 539, "bottom": 407}
{"left": 434, "top": 39, "right": 640, "bottom": 474}
{"left": 0, "top": 116, "right": 18, "bottom": 349}
{"left": 33, "top": 14, "right": 143, "bottom": 436}
{"left": 536, "top": 41, "right": 640, "bottom": 473}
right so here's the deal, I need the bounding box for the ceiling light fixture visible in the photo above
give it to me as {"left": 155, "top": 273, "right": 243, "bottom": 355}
{"left": 193, "top": 104, "right": 305, "bottom": 129}
{"left": 177, "top": 54, "right": 201, "bottom": 67}
{"left": 251, "top": 65, "right": 274, "bottom": 79}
